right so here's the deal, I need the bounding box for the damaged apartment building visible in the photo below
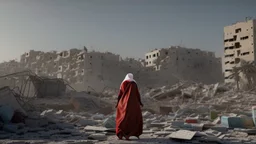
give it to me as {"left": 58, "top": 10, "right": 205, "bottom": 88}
{"left": 18, "top": 48, "right": 148, "bottom": 92}
{"left": 223, "top": 18, "right": 256, "bottom": 82}
{"left": 144, "top": 46, "right": 223, "bottom": 84}
{"left": 0, "top": 45, "right": 223, "bottom": 93}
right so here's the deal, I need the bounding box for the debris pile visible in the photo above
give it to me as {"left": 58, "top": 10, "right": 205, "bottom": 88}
{"left": 2, "top": 80, "right": 256, "bottom": 143}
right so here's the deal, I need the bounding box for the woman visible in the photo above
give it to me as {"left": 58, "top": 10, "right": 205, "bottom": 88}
{"left": 115, "top": 73, "right": 143, "bottom": 140}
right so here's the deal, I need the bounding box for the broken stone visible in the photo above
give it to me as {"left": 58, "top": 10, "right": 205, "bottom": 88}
{"left": 76, "top": 119, "right": 97, "bottom": 126}
{"left": 154, "top": 131, "right": 172, "bottom": 136}
{"left": 211, "top": 126, "right": 228, "bottom": 133}
{"left": 171, "top": 121, "right": 184, "bottom": 128}
{"left": 56, "top": 110, "right": 64, "bottom": 115}
{"left": 88, "top": 133, "right": 107, "bottom": 141}
{"left": 205, "top": 129, "right": 222, "bottom": 137}
{"left": 103, "top": 116, "right": 115, "bottom": 128}
{"left": 91, "top": 114, "right": 104, "bottom": 120}
{"left": 40, "top": 109, "right": 54, "bottom": 116}
{"left": 168, "top": 130, "right": 196, "bottom": 140}
{"left": 143, "top": 130, "right": 154, "bottom": 134}
{"left": 84, "top": 126, "right": 107, "bottom": 132}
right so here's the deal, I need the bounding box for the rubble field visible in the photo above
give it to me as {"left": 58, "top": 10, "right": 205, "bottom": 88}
{"left": 2, "top": 82, "right": 256, "bottom": 144}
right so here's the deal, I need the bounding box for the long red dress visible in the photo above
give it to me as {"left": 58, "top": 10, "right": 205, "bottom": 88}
{"left": 116, "top": 80, "right": 143, "bottom": 139}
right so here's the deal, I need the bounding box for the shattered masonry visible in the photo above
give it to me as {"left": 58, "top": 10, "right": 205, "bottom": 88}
{"left": 0, "top": 46, "right": 222, "bottom": 92}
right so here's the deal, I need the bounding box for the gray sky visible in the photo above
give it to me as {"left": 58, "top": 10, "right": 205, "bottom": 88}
{"left": 0, "top": 0, "right": 255, "bottom": 62}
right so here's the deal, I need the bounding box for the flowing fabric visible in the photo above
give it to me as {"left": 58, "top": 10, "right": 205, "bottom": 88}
{"left": 116, "top": 79, "right": 143, "bottom": 139}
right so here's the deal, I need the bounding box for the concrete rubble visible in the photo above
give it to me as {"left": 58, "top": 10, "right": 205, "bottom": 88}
{"left": 1, "top": 81, "right": 256, "bottom": 143}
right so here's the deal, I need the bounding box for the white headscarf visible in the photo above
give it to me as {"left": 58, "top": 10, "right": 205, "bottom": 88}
{"left": 120, "top": 73, "right": 136, "bottom": 89}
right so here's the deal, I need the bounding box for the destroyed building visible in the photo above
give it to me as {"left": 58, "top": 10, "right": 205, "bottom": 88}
{"left": 0, "top": 46, "right": 224, "bottom": 93}
{"left": 144, "top": 46, "right": 223, "bottom": 84}
{"left": 223, "top": 19, "right": 256, "bottom": 82}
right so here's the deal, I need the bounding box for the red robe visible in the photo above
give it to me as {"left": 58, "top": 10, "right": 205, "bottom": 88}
{"left": 116, "top": 80, "right": 143, "bottom": 139}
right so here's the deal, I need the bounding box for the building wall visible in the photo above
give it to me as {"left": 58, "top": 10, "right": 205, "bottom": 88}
{"left": 155, "top": 46, "right": 223, "bottom": 84}
{"left": 0, "top": 46, "right": 223, "bottom": 93}
{"left": 223, "top": 19, "right": 256, "bottom": 82}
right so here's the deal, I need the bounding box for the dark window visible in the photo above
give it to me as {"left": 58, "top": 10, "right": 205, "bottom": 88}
{"left": 233, "top": 35, "right": 237, "bottom": 41}
{"left": 237, "top": 50, "right": 241, "bottom": 56}
{"left": 235, "top": 28, "right": 241, "bottom": 33}
{"left": 241, "top": 36, "right": 249, "bottom": 40}
{"left": 235, "top": 42, "right": 240, "bottom": 48}
{"left": 146, "top": 56, "right": 148, "bottom": 59}
{"left": 153, "top": 54, "right": 156, "bottom": 57}
{"left": 90, "top": 56, "right": 92, "bottom": 58}
{"left": 165, "top": 52, "right": 168, "bottom": 55}
{"left": 243, "top": 52, "right": 250, "bottom": 55}
{"left": 60, "top": 53, "right": 63, "bottom": 57}
{"left": 225, "top": 61, "right": 229, "bottom": 64}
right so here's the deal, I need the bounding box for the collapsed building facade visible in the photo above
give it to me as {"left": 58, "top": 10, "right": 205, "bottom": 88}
{"left": 0, "top": 46, "right": 223, "bottom": 94}
{"left": 145, "top": 46, "right": 223, "bottom": 84}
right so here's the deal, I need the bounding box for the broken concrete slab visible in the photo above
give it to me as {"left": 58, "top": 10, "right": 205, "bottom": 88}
{"left": 103, "top": 116, "right": 115, "bottom": 128}
{"left": 88, "top": 133, "right": 107, "bottom": 141}
{"left": 84, "top": 126, "right": 107, "bottom": 132}
{"left": 168, "top": 130, "right": 196, "bottom": 140}
{"left": 154, "top": 131, "right": 172, "bottom": 136}
{"left": 211, "top": 126, "right": 228, "bottom": 133}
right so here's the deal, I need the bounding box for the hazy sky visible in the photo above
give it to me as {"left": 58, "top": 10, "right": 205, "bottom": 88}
{"left": 0, "top": 0, "right": 255, "bottom": 62}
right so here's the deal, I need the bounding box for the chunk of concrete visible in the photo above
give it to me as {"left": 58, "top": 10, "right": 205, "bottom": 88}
{"left": 92, "top": 114, "right": 104, "bottom": 120}
{"left": 103, "top": 116, "right": 115, "bottom": 128}
{"left": 88, "top": 133, "right": 107, "bottom": 141}
{"left": 76, "top": 119, "right": 97, "bottom": 126}
{"left": 168, "top": 130, "right": 196, "bottom": 140}
{"left": 211, "top": 126, "right": 228, "bottom": 133}
{"left": 84, "top": 126, "right": 107, "bottom": 132}
{"left": 154, "top": 131, "right": 172, "bottom": 136}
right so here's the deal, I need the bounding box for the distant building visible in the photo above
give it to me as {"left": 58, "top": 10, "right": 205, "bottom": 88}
{"left": 145, "top": 49, "right": 168, "bottom": 70}
{"left": 223, "top": 18, "right": 256, "bottom": 82}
